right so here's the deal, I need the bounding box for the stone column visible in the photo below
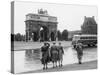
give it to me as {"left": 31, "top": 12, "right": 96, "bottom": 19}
{"left": 38, "top": 30, "right": 40, "bottom": 41}
{"left": 25, "top": 30, "right": 29, "bottom": 42}
{"left": 43, "top": 30, "right": 45, "bottom": 41}
{"left": 25, "top": 30, "right": 27, "bottom": 42}
{"left": 26, "top": 22, "right": 30, "bottom": 42}
{"left": 48, "top": 29, "right": 51, "bottom": 41}
{"left": 27, "top": 30, "right": 30, "bottom": 41}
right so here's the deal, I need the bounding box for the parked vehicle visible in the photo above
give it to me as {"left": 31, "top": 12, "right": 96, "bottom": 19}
{"left": 72, "top": 34, "right": 97, "bottom": 48}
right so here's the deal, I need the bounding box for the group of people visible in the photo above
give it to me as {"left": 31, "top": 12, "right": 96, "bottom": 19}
{"left": 41, "top": 42, "right": 64, "bottom": 69}
{"left": 41, "top": 42, "right": 83, "bottom": 70}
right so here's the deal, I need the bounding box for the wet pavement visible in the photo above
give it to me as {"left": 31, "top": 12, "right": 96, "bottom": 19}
{"left": 14, "top": 47, "right": 97, "bottom": 73}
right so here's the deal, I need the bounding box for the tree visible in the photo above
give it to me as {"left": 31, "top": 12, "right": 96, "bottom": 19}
{"left": 21, "top": 35, "right": 26, "bottom": 41}
{"left": 13, "top": 33, "right": 26, "bottom": 41}
{"left": 62, "top": 29, "right": 68, "bottom": 41}
{"left": 57, "top": 30, "right": 62, "bottom": 41}
{"left": 14, "top": 33, "right": 22, "bottom": 41}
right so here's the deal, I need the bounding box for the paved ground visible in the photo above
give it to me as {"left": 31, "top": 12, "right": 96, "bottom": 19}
{"left": 13, "top": 41, "right": 72, "bottom": 50}
{"left": 20, "top": 60, "right": 97, "bottom": 74}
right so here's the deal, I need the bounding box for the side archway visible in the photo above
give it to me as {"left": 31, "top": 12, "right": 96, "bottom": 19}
{"left": 50, "top": 32, "right": 55, "bottom": 41}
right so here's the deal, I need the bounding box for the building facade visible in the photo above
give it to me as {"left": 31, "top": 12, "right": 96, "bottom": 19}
{"left": 25, "top": 9, "right": 58, "bottom": 42}
{"left": 81, "top": 16, "right": 97, "bottom": 34}
{"left": 68, "top": 30, "right": 81, "bottom": 40}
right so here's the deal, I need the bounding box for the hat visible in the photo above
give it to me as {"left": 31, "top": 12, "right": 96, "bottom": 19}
{"left": 53, "top": 42, "right": 56, "bottom": 44}
{"left": 59, "top": 42, "right": 61, "bottom": 44}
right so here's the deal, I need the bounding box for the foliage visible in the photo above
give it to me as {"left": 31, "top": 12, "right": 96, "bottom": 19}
{"left": 57, "top": 30, "right": 62, "bottom": 41}
{"left": 11, "top": 33, "right": 25, "bottom": 41}
{"left": 62, "top": 29, "right": 68, "bottom": 41}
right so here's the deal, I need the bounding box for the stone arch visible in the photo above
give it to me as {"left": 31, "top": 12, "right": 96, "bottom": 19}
{"left": 50, "top": 32, "right": 55, "bottom": 41}
{"left": 28, "top": 31, "right": 39, "bottom": 42}
{"left": 31, "top": 32, "right": 39, "bottom": 41}
{"left": 40, "top": 26, "right": 49, "bottom": 41}
{"left": 25, "top": 21, "right": 57, "bottom": 42}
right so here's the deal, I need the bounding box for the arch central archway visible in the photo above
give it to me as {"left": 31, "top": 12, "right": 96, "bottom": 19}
{"left": 40, "top": 26, "right": 49, "bottom": 42}
{"left": 50, "top": 32, "right": 55, "bottom": 41}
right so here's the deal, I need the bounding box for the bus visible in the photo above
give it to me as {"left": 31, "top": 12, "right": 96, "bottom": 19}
{"left": 72, "top": 34, "right": 97, "bottom": 48}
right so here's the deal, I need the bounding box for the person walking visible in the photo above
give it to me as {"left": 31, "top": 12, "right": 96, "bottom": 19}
{"left": 75, "top": 43, "right": 83, "bottom": 64}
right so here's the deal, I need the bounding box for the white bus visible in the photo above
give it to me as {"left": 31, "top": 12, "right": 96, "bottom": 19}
{"left": 72, "top": 34, "right": 97, "bottom": 48}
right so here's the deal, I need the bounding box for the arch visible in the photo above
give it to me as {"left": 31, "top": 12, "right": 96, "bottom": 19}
{"left": 31, "top": 32, "right": 39, "bottom": 41}
{"left": 25, "top": 21, "right": 57, "bottom": 42}
{"left": 50, "top": 32, "right": 55, "bottom": 41}
{"left": 40, "top": 26, "right": 49, "bottom": 41}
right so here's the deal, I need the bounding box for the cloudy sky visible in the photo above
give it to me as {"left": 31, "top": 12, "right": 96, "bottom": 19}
{"left": 14, "top": 1, "right": 97, "bottom": 34}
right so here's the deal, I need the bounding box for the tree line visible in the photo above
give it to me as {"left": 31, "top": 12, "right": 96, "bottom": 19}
{"left": 11, "top": 33, "right": 25, "bottom": 41}
{"left": 57, "top": 29, "right": 68, "bottom": 41}
{"left": 11, "top": 29, "right": 69, "bottom": 41}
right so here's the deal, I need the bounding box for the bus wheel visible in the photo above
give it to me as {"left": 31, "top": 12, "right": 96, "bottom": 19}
{"left": 88, "top": 44, "right": 91, "bottom": 47}
{"left": 92, "top": 44, "right": 95, "bottom": 46}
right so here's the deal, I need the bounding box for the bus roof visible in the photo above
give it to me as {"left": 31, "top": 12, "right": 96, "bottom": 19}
{"left": 73, "top": 34, "right": 97, "bottom": 37}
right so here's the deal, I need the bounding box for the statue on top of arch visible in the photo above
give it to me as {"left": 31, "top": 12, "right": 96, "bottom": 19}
{"left": 38, "top": 8, "right": 48, "bottom": 15}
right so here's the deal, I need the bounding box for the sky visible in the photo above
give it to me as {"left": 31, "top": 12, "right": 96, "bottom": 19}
{"left": 14, "top": 1, "right": 98, "bottom": 34}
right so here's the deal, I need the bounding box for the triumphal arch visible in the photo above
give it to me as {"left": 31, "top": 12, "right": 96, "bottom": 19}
{"left": 25, "top": 9, "right": 58, "bottom": 42}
